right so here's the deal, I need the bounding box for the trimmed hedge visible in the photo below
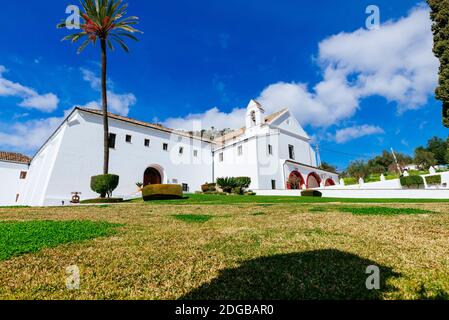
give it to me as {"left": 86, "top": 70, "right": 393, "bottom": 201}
{"left": 91, "top": 174, "right": 119, "bottom": 198}
{"left": 142, "top": 184, "right": 183, "bottom": 201}
{"left": 425, "top": 175, "right": 442, "bottom": 185}
{"left": 201, "top": 183, "right": 217, "bottom": 193}
{"left": 400, "top": 176, "right": 425, "bottom": 188}
{"left": 301, "top": 190, "right": 323, "bottom": 198}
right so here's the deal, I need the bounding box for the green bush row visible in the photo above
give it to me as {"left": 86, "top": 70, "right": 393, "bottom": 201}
{"left": 425, "top": 175, "right": 442, "bottom": 185}
{"left": 400, "top": 175, "right": 425, "bottom": 188}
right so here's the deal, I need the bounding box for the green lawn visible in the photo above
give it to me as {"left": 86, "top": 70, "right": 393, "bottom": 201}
{"left": 129, "top": 193, "right": 449, "bottom": 205}
{"left": 339, "top": 207, "right": 433, "bottom": 216}
{"left": 172, "top": 214, "right": 213, "bottom": 223}
{"left": 0, "top": 201, "right": 448, "bottom": 300}
{"left": 0, "top": 220, "right": 119, "bottom": 261}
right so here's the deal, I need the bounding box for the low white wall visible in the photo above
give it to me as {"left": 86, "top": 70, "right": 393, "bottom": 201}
{"left": 319, "top": 188, "right": 449, "bottom": 199}
{"left": 330, "top": 171, "right": 449, "bottom": 191}
{"left": 255, "top": 188, "right": 449, "bottom": 199}
{"left": 255, "top": 189, "right": 302, "bottom": 197}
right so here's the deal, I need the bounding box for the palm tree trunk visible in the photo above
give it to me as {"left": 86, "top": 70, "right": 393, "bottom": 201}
{"left": 101, "top": 39, "right": 109, "bottom": 175}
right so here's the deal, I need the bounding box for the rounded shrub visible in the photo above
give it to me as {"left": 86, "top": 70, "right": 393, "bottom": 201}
{"left": 301, "top": 190, "right": 323, "bottom": 198}
{"left": 235, "top": 177, "right": 251, "bottom": 189}
{"left": 142, "top": 184, "right": 183, "bottom": 201}
{"left": 90, "top": 174, "right": 120, "bottom": 198}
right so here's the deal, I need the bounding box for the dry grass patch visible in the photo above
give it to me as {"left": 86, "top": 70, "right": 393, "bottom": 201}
{"left": 0, "top": 201, "right": 448, "bottom": 300}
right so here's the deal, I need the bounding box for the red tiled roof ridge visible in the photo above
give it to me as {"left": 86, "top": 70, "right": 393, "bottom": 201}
{"left": 0, "top": 151, "right": 31, "bottom": 164}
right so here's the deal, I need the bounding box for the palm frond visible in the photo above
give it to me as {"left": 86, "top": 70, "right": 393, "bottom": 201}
{"left": 58, "top": 0, "right": 141, "bottom": 53}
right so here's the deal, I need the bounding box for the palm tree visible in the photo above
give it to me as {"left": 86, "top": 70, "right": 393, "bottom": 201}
{"left": 58, "top": 0, "right": 141, "bottom": 175}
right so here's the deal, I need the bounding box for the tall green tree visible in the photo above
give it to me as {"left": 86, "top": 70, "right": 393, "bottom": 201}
{"left": 346, "top": 160, "right": 369, "bottom": 179}
{"left": 414, "top": 147, "right": 437, "bottom": 170}
{"left": 426, "top": 136, "right": 448, "bottom": 164}
{"left": 58, "top": 0, "right": 141, "bottom": 174}
{"left": 427, "top": 0, "right": 449, "bottom": 128}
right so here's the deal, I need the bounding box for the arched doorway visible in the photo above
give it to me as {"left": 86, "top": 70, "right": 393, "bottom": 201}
{"left": 307, "top": 172, "right": 321, "bottom": 189}
{"left": 325, "top": 178, "right": 336, "bottom": 187}
{"left": 287, "top": 171, "right": 305, "bottom": 190}
{"left": 144, "top": 167, "right": 162, "bottom": 186}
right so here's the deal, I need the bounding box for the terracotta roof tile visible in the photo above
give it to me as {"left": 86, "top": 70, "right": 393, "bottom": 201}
{"left": 77, "top": 108, "right": 215, "bottom": 144}
{"left": 0, "top": 151, "right": 31, "bottom": 164}
{"left": 77, "top": 107, "right": 289, "bottom": 146}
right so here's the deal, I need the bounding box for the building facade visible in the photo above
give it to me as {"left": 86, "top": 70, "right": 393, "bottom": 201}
{"left": 2, "top": 100, "right": 338, "bottom": 206}
{"left": 0, "top": 152, "right": 31, "bottom": 206}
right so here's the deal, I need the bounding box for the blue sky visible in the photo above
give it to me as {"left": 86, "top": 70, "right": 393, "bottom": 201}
{"left": 0, "top": 0, "right": 447, "bottom": 170}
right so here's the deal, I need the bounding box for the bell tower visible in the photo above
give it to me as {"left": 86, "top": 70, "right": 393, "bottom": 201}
{"left": 246, "top": 100, "right": 265, "bottom": 129}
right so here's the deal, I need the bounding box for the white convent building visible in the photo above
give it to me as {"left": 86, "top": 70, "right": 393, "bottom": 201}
{"left": 0, "top": 100, "right": 339, "bottom": 206}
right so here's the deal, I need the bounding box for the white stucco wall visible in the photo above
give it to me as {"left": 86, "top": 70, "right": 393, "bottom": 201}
{"left": 0, "top": 161, "right": 28, "bottom": 206}
{"left": 213, "top": 136, "right": 261, "bottom": 190}
{"left": 5, "top": 103, "right": 345, "bottom": 206}
{"left": 21, "top": 110, "right": 214, "bottom": 206}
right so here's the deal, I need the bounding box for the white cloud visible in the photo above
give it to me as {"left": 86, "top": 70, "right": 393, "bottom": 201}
{"left": 258, "top": 6, "right": 437, "bottom": 127}
{"left": 0, "top": 65, "right": 59, "bottom": 112}
{"left": 164, "top": 107, "right": 246, "bottom": 130}
{"left": 80, "top": 68, "right": 136, "bottom": 116}
{"left": 19, "top": 93, "right": 59, "bottom": 111}
{"left": 82, "top": 91, "right": 137, "bottom": 116}
{"left": 0, "top": 109, "right": 73, "bottom": 152}
{"left": 163, "top": 6, "right": 438, "bottom": 130}
{"left": 81, "top": 68, "right": 101, "bottom": 90}
{"left": 333, "top": 125, "right": 385, "bottom": 143}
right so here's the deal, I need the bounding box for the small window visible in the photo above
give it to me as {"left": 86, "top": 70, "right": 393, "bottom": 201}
{"left": 125, "top": 135, "right": 132, "bottom": 143}
{"left": 193, "top": 150, "right": 198, "bottom": 157}
{"left": 271, "top": 180, "right": 276, "bottom": 190}
{"left": 172, "top": 179, "right": 178, "bottom": 184}
{"left": 109, "top": 133, "right": 116, "bottom": 149}
{"left": 178, "top": 136, "right": 182, "bottom": 142}
{"left": 144, "top": 139, "right": 150, "bottom": 147}
{"left": 182, "top": 183, "right": 189, "bottom": 192}
{"left": 179, "top": 147, "right": 184, "bottom": 154}
{"left": 219, "top": 153, "right": 224, "bottom": 162}
{"left": 288, "top": 145, "right": 295, "bottom": 160}
{"left": 237, "top": 146, "right": 243, "bottom": 156}
{"left": 19, "top": 171, "right": 27, "bottom": 179}
{"left": 268, "top": 144, "right": 273, "bottom": 155}
{"left": 163, "top": 143, "right": 168, "bottom": 151}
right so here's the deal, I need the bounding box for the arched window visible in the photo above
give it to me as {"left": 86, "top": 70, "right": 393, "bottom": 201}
{"left": 325, "top": 178, "right": 336, "bottom": 187}
{"left": 307, "top": 172, "right": 322, "bottom": 189}
{"left": 250, "top": 111, "right": 256, "bottom": 125}
{"left": 287, "top": 171, "right": 305, "bottom": 190}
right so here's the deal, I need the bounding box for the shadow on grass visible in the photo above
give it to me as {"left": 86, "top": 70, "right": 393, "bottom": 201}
{"left": 182, "top": 249, "right": 399, "bottom": 300}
